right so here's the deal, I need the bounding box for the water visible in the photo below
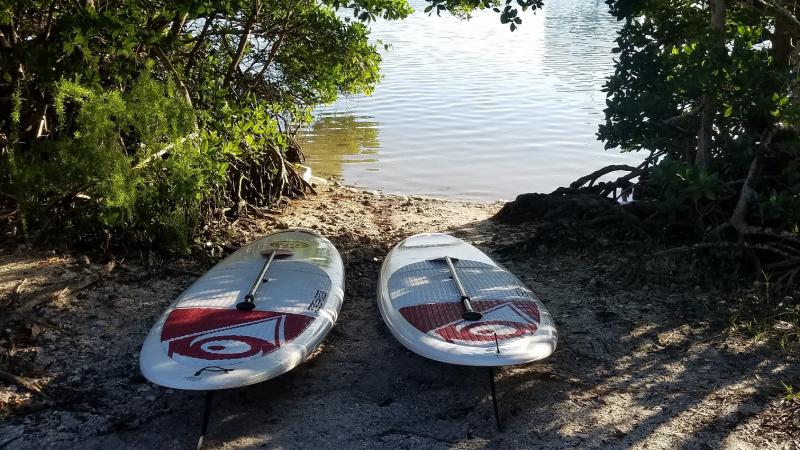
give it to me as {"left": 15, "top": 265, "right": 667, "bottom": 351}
{"left": 296, "top": 0, "right": 642, "bottom": 201}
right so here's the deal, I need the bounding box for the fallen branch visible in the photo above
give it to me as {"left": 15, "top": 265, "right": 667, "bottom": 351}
{"left": 742, "top": 225, "right": 800, "bottom": 243}
{"left": 14, "top": 277, "right": 28, "bottom": 295}
{"left": 53, "top": 260, "right": 116, "bottom": 301}
{"left": 764, "top": 257, "right": 800, "bottom": 271}
{"left": 0, "top": 369, "right": 49, "bottom": 400}
{"left": 752, "top": 243, "right": 798, "bottom": 259}
{"left": 652, "top": 241, "right": 743, "bottom": 257}
{"left": 133, "top": 133, "right": 198, "bottom": 170}
{"left": 0, "top": 190, "right": 19, "bottom": 202}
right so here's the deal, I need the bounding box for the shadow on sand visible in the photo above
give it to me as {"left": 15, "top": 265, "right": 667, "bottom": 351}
{"left": 1, "top": 214, "right": 795, "bottom": 450}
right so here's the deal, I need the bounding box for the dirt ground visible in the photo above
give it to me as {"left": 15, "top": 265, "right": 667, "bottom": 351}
{"left": 0, "top": 181, "right": 798, "bottom": 449}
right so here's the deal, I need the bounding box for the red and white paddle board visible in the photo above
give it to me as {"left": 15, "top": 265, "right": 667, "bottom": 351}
{"left": 378, "top": 233, "right": 557, "bottom": 366}
{"left": 140, "top": 228, "right": 344, "bottom": 390}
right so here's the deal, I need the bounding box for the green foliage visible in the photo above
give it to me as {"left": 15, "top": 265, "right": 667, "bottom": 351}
{"left": 0, "top": 0, "right": 411, "bottom": 251}
{"left": 782, "top": 382, "right": 800, "bottom": 401}
{"left": 755, "top": 189, "right": 800, "bottom": 231}
{"left": 9, "top": 74, "right": 208, "bottom": 250}
{"left": 649, "top": 159, "right": 720, "bottom": 225}
{"left": 273, "top": 6, "right": 384, "bottom": 105}
{"left": 599, "top": 0, "right": 800, "bottom": 234}
{"left": 422, "top": 0, "right": 542, "bottom": 30}
{"left": 0, "top": 0, "right": 541, "bottom": 252}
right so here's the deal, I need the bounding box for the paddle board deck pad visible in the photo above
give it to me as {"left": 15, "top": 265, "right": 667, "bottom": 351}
{"left": 378, "top": 233, "right": 557, "bottom": 366}
{"left": 140, "top": 228, "right": 344, "bottom": 390}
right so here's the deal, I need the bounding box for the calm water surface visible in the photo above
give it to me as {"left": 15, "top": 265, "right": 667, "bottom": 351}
{"left": 297, "top": 0, "right": 642, "bottom": 201}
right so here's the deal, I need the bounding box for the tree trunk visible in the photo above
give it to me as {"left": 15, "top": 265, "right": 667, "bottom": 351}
{"left": 694, "top": 0, "right": 726, "bottom": 169}
{"left": 728, "top": 126, "right": 778, "bottom": 234}
{"left": 729, "top": 155, "right": 761, "bottom": 234}
{"left": 773, "top": 16, "right": 793, "bottom": 66}
{"left": 696, "top": 95, "right": 714, "bottom": 168}
{"left": 154, "top": 47, "right": 194, "bottom": 109}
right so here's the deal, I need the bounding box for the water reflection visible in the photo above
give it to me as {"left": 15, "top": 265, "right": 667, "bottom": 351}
{"left": 297, "top": 0, "right": 642, "bottom": 201}
{"left": 301, "top": 115, "right": 381, "bottom": 178}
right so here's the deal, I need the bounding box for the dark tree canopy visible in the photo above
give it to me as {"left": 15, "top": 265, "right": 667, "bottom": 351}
{"left": 0, "top": 0, "right": 540, "bottom": 250}
{"left": 557, "top": 0, "right": 800, "bottom": 291}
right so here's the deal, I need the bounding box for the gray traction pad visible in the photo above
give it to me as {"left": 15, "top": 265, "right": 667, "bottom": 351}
{"left": 387, "top": 259, "right": 535, "bottom": 309}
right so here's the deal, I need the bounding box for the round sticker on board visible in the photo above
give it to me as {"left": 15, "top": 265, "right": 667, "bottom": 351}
{"left": 159, "top": 308, "right": 313, "bottom": 366}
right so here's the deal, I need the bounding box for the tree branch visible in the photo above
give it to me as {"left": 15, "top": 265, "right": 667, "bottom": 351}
{"left": 41, "top": 0, "right": 56, "bottom": 41}
{"left": 753, "top": 0, "right": 800, "bottom": 34}
{"left": 169, "top": 12, "right": 188, "bottom": 41}
{"left": 154, "top": 46, "right": 194, "bottom": 109}
{"left": 184, "top": 14, "right": 216, "bottom": 77}
{"left": 257, "top": 6, "right": 299, "bottom": 81}
{"left": 224, "top": 1, "right": 261, "bottom": 87}
{"left": 0, "top": 369, "right": 49, "bottom": 400}
{"left": 0, "top": 29, "right": 10, "bottom": 48}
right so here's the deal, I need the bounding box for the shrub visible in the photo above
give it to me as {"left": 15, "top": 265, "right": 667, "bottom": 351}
{"left": 6, "top": 73, "right": 212, "bottom": 251}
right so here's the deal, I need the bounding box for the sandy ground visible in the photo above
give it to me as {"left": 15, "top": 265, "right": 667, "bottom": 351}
{"left": 0, "top": 182, "right": 798, "bottom": 449}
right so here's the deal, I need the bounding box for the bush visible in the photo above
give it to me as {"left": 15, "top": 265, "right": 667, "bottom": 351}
{"left": 5, "top": 73, "right": 215, "bottom": 251}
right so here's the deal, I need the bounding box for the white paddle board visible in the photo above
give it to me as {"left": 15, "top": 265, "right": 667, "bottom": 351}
{"left": 378, "top": 233, "right": 557, "bottom": 366}
{"left": 140, "top": 228, "right": 344, "bottom": 390}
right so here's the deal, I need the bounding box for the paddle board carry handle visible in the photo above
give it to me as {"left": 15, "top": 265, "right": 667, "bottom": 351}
{"left": 444, "top": 256, "right": 483, "bottom": 321}
{"left": 236, "top": 248, "right": 293, "bottom": 311}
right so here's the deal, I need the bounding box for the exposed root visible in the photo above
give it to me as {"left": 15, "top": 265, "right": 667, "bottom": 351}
{"left": 210, "top": 139, "right": 313, "bottom": 222}
{"left": 496, "top": 151, "right": 800, "bottom": 292}
{"left": 561, "top": 164, "right": 644, "bottom": 199}
{"left": 493, "top": 191, "right": 652, "bottom": 241}
{"left": 569, "top": 164, "right": 642, "bottom": 189}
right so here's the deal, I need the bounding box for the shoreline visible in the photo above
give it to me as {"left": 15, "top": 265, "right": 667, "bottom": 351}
{"left": 0, "top": 184, "right": 797, "bottom": 449}
{"left": 308, "top": 175, "right": 511, "bottom": 204}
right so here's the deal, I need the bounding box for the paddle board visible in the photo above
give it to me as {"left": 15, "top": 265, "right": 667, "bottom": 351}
{"left": 140, "top": 228, "right": 344, "bottom": 390}
{"left": 377, "top": 233, "right": 557, "bottom": 366}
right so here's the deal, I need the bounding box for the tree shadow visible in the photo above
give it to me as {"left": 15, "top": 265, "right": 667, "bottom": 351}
{"left": 1, "top": 216, "right": 795, "bottom": 449}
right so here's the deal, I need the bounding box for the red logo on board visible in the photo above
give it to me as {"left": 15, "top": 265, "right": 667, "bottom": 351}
{"left": 160, "top": 308, "right": 312, "bottom": 364}
{"left": 400, "top": 300, "right": 540, "bottom": 345}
